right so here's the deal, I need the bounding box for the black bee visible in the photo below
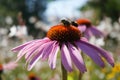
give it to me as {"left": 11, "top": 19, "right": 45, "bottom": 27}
{"left": 61, "top": 19, "right": 78, "bottom": 27}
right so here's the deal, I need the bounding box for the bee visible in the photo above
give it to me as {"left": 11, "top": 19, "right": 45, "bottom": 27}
{"left": 60, "top": 18, "right": 78, "bottom": 27}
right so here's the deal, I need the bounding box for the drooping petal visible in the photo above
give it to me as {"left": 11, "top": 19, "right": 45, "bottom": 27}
{"left": 84, "top": 29, "right": 93, "bottom": 39}
{"left": 89, "top": 26, "right": 104, "bottom": 37}
{"left": 25, "top": 49, "right": 38, "bottom": 63}
{"left": 15, "top": 40, "right": 48, "bottom": 62}
{"left": 25, "top": 44, "right": 42, "bottom": 60}
{"left": 25, "top": 44, "right": 46, "bottom": 65}
{"left": 11, "top": 40, "right": 35, "bottom": 52}
{"left": 25, "top": 42, "right": 46, "bottom": 62}
{"left": 78, "top": 25, "right": 86, "bottom": 33}
{"left": 79, "top": 39, "right": 114, "bottom": 67}
{"left": 80, "top": 37, "right": 88, "bottom": 42}
{"left": 68, "top": 43, "right": 87, "bottom": 73}
{"left": 25, "top": 41, "right": 53, "bottom": 62}
{"left": 15, "top": 43, "right": 35, "bottom": 62}
{"left": 27, "top": 47, "right": 44, "bottom": 71}
{"left": 11, "top": 37, "right": 50, "bottom": 52}
{"left": 41, "top": 41, "right": 57, "bottom": 60}
{"left": 17, "top": 42, "right": 35, "bottom": 57}
{"left": 27, "top": 41, "right": 55, "bottom": 70}
{"left": 61, "top": 44, "right": 72, "bottom": 72}
{"left": 48, "top": 43, "right": 59, "bottom": 69}
{"left": 15, "top": 38, "right": 50, "bottom": 62}
{"left": 25, "top": 38, "right": 50, "bottom": 60}
{"left": 76, "top": 41, "right": 105, "bottom": 67}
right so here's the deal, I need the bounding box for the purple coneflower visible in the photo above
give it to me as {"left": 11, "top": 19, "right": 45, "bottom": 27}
{"left": 12, "top": 19, "right": 114, "bottom": 73}
{"left": 75, "top": 19, "right": 104, "bottom": 39}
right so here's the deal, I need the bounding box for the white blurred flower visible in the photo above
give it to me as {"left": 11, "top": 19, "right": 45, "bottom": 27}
{"left": 80, "top": 10, "right": 94, "bottom": 19}
{"left": 95, "top": 70, "right": 105, "bottom": 79}
{"left": 97, "top": 17, "right": 112, "bottom": 36}
{"left": 35, "top": 21, "right": 50, "bottom": 32}
{"left": 97, "top": 17, "right": 120, "bottom": 41}
{"left": 89, "top": 36, "right": 105, "bottom": 46}
{"left": 8, "top": 25, "right": 17, "bottom": 37}
{"left": 5, "top": 16, "right": 13, "bottom": 25}
{"left": 16, "top": 25, "right": 28, "bottom": 38}
{"left": 8, "top": 25, "right": 28, "bottom": 42}
{"left": 110, "top": 21, "right": 120, "bottom": 40}
{"left": 0, "top": 36, "right": 8, "bottom": 47}
{"left": 29, "top": 16, "right": 37, "bottom": 24}
{"left": 0, "top": 28, "right": 8, "bottom": 35}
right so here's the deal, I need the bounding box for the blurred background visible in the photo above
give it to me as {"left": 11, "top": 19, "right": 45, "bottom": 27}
{"left": 0, "top": 0, "right": 120, "bottom": 80}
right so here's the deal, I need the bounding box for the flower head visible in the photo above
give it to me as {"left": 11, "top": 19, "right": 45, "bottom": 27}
{"left": 12, "top": 19, "right": 114, "bottom": 73}
{"left": 75, "top": 18, "right": 104, "bottom": 39}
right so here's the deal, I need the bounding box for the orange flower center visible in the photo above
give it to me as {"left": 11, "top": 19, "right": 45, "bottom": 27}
{"left": 47, "top": 24, "right": 81, "bottom": 42}
{"left": 76, "top": 19, "right": 91, "bottom": 27}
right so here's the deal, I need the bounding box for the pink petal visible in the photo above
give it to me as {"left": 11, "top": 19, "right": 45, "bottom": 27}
{"left": 68, "top": 43, "right": 87, "bottom": 73}
{"left": 76, "top": 41, "right": 105, "bottom": 67}
{"left": 79, "top": 39, "right": 114, "bottom": 67}
{"left": 26, "top": 42, "right": 47, "bottom": 63}
{"left": 41, "top": 41, "right": 57, "bottom": 60}
{"left": 78, "top": 25, "right": 86, "bottom": 33}
{"left": 89, "top": 26, "right": 104, "bottom": 37}
{"left": 3, "top": 61, "right": 18, "bottom": 70}
{"left": 48, "top": 43, "right": 59, "bottom": 69}
{"left": 25, "top": 39, "right": 50, "bottom": 60}
{"left": 11, "top": 40, "right": 34, "bottom": 52}
{"left": 17, "top": 43, "right": 34, "bottom": 57}
{"left": 80, "top": 37, "right": 88, "bottom": 42}
{"left": 12, "top": 37, "right": 50, "bottom": 52}
{"left": 27, "top": 48, "right": 44, "bottom": 71}
{"left": 15, "top": 37, "right": 50, "bottom": 62}
{"left": 27, "top": 41, "right": 55, "bottom": 70}
{"left": 61, "top": 44, "right": 72, "bottom": 72}
{"left": 84, "top": 29, "right": 93, "bottom": 39}
{"left": 16, "top": 43, "right": 35, "bottom": 62}
{"left": 25, "top": 43, "right": 45, "bottom": 63}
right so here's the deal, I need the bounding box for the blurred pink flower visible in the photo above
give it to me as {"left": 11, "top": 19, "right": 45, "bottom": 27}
{"left": 12, "top": 19, "right": 114, "bottom": 73}
{"left": 3, "top": 61, "right": 18, "bottom": 70}
{"left": 76, "top": 18, "right": 104, "bottom": 39}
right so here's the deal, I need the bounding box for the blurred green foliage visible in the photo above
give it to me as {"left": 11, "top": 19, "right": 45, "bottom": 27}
{"left": 0, "top": 0, "right": 25, "bottom": 26}
{"left": 0, "top": 0, "right": 24, "bottom": 16}
{"left": 0, "top": 0, "right": 47, "bottom": 38}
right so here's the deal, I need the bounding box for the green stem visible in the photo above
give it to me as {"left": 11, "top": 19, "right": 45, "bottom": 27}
{"left": 78, "top": 71, "right": 82, "bottom": 80}
{"left": 61, "top": 63, "right": 67, "bottom": 80}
